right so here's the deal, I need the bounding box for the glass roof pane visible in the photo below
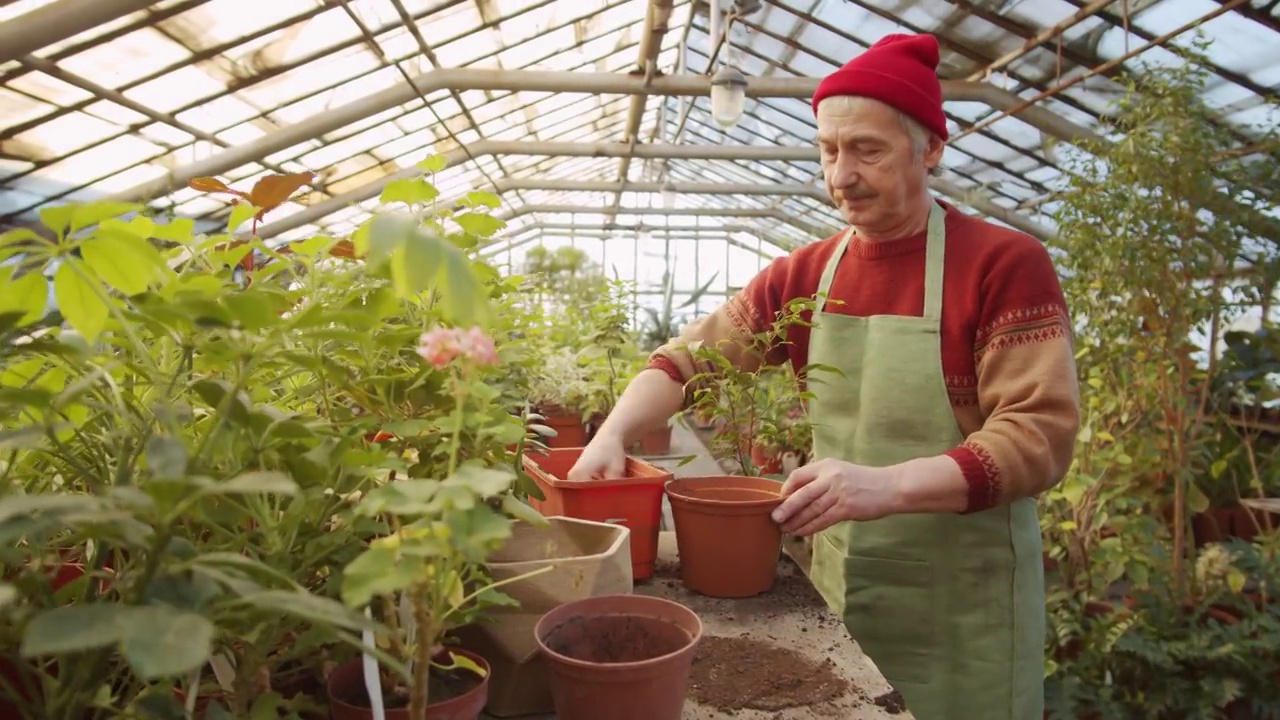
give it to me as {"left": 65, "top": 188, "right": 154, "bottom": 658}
{"left": 0, "top": 0, "right": 1274, "bottom": 265}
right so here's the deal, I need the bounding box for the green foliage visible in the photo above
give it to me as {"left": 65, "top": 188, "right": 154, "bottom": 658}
{"left": 0, "top": 165, "right": 541, "bottom": 719}
{"left": 1042, "top": 39, "right": 1280, "bottom": 719}
{"left": 686, "top": 297, "right": 837, "bottom": 477}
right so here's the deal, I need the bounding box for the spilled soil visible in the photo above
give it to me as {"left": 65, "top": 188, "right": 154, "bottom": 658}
{"left": 873, "top": 689, "right": 907, "bottom": 714}
{"left": 688, "top": 635, "right": 852, "bottom": 712}
{"left": 543, "top": 614, "right": 693, "bottom": 663}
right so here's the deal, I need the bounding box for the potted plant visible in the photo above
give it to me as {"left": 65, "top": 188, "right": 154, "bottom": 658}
{"left": 667, "top": 298, "right": 835, "bottom": 597}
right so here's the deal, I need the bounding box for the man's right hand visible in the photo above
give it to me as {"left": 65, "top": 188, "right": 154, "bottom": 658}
{"left": 566, "top": 432, "right": 628, "bottom": 482}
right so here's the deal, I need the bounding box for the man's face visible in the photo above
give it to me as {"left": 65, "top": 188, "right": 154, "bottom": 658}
{"left": 816, "top": 97, "right": 941, "bottom": 232}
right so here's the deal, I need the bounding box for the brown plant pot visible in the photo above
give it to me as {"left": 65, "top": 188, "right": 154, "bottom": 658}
{"left": 636, "top": 425, "right": 673, "bottom": 455}
{"left": 326, "top": 649, "right": 490, "bottom": 720}
{"left": 749, "top": 444, "right": 783, "bottom": 475}
{"left": 664, "top": 476, "right": 784, "bottom": 598}
{"left": 538, "top": 408, "right": 590, "bottom": 449}
{"left": 534, "top": 594, "right": 702, "bottom": 720}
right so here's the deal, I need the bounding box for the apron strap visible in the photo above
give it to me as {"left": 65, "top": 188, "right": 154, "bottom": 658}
{"left": 922, "top": 201, "right": 947, "bottom": 323}
{"left": 814, "top": 227, "right": 854, "bottom": 314}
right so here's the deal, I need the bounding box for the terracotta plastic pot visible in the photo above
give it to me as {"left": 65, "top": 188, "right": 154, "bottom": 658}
{"left": 665, "top": 476, "right": 784, "bottom": 598}
{"left": 326, "top": 649, "right": 490, "bottom": 720}
{"left": 636, "top": 425, "right": 673, "bottom": 455}
{"left": 521, "top": 447, "right": 671, "bottom": 581}
{"left": 535, "top": 594, "right": 702, "bottom": 720}
{"left": 538, "top": 408, "right": 590, "bottom": 449}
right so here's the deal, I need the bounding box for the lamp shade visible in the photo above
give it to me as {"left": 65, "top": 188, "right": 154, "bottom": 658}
{"left": 709, "top": 66, "right": 747, "bottom": 128}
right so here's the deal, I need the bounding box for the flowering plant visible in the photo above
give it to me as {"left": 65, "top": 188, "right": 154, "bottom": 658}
{"left": 338, "top": 320, "right": 548, "bottom": 714}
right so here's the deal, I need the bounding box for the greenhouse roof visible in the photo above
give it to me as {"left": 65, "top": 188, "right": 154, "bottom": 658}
{"left": 1, "top": 0, "right": 1276, "bottom": 265}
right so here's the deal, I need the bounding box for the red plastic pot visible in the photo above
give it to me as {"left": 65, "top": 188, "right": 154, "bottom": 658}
{"left": 521, "top": 447, "right": 671, "bottom": 581}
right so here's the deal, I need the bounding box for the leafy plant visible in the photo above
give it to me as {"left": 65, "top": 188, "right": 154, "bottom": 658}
{"left": 685, "top": 297, "right": 836, "bottom": 476}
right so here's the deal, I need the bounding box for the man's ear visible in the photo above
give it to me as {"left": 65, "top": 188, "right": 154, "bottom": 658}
{"left": 923, "top": 133, "right": 945, "bottom": 170}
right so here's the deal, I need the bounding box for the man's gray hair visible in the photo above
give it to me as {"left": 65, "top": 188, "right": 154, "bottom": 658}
{"left": 894, "top": 109, "right": 944, "bottom": 177}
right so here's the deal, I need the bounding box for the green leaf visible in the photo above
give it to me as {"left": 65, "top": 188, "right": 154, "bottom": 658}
{"left": 0, "top": 583, "right": 16, "bottom": 609}
{"left": 120, "top": 605, "right": 214, "bottom": 679}
{"left": 216, "top": 471, "right": 298, "bottom": 496}
{"left": 418, "top": 155, "right": 449, "bottom": 173}
{"left": 70, "top": 201, "right": 142, "bottom": 235}
{"left": 228, "top": 203, "right": 260, "bottom": 233}
{"left": 1186, "top": 480, "right": 1210, "bottom": 515}
{"left": 146, "top": 436, "right": 188, "bottom": 478}
{"left": 390, "top": 229, "right": 442, "bottom": 298}
{"left": 53, "top": 261, "right": 108, "bottom": 343}
{"left": 501, "top": 494, "right": 549, "bottom": 527}
{"left": 431, "top": 238, "right": 492, "bottom": 328}
{"left": 81, "top": 231, "right": 166, "bottom": 296}
{"left": 0, "top": 228, "right": 44, "bottom": 257}
{"left": 38, "top": 205, "right": 76, "bottom": 238}
{"left": 0, "top": 426, "right": 45, "bottom": 451}
{"left": 453, "top": 213, "right": 505, "bottom": 238}
{"left": 0, "top": 493, "right": 104, "bottom": 525}
{"left": 340, "top": 546, "right": 426, "bottom": 608}
{"left": 223, "top": 291, "right": 287, "bottom": 331}
{"left": 287, "top": 234, "right": 336, "bottom": 257}
{"left": 151, "top": 218, "right": 197, "bottom": 243}
{"left": 1210, "top": 458, "right": 1229, "bottom": 479}
{"left": 0, "top": 267, "right": 49, "bottom": 327}
{"left": 237, "top": 590, "right": 376, "bottom": 631}
{"left": 460, "top": 191, "right": 501, "bottom": 210}
{"left": 436, "top": 649, "right": 488, "bottom": 678}
{"left": 444, "top": 465, "right": 515, "bottom": 497}
{"left": 192, "top": 379, "right": 252, "bottom": 423}
{"left": 380, "top": 178, "right": 440, "bottom": 207}
{"left": 21, "top": 603, "right": 145, "bottom": 657}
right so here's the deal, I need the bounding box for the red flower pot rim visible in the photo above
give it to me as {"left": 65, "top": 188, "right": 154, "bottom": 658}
{"left": 534, "top": 594, "right": 703, "bottom": 672}
{"left": 664, "top": 476, "right": 784, "bottom": 509}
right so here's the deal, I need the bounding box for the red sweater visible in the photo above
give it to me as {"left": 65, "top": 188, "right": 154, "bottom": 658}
{"left": 649, "top": 202, "right": 1080, "bottom": 512}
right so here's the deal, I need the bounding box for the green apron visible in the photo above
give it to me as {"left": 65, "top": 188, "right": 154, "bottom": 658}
{"left": 806, "top": 201, "right": 1045, "bottom": 720}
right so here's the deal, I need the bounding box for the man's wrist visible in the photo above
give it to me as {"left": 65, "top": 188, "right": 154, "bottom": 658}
{"left": 888, "top": 455, "right": 969, "bottom": 514}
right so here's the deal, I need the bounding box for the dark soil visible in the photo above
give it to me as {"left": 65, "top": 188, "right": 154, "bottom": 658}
{"left": 688, "top": 634, "right": 852, "bottom": 712}
{"left": 874, "top": 689, "right": 907, "bottom": 714}
{"left": 543, "top": 613, "right": 694, "bottom": 663}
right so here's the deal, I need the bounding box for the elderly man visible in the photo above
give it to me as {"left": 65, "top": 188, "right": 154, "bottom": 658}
{"left": 568, "top": 32, "right": 1080, "bottom": 720}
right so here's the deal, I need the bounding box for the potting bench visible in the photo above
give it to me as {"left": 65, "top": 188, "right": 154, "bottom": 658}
{"left": 480, "top": 424, "right": 913, "bottom": 720}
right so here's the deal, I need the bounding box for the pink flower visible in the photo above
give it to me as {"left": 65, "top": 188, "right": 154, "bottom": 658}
{"left": 416, "top": 326, "right": 499, "bottom": 369}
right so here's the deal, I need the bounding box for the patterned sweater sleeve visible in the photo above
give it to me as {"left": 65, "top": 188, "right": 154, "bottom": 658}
{"left": 646, "top": 256, "right": 791, "bottom": 402}
{"left": 943, "top": 236, "right": 1081, "bottom": 512}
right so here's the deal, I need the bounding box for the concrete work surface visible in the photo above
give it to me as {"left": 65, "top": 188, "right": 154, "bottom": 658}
{"left": 481, "top": 422, "right": 913, "bottom": 720}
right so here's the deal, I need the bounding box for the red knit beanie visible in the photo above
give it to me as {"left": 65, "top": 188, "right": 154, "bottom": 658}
{"left": 811, "top": 33, "right": 949, "bottom": 141}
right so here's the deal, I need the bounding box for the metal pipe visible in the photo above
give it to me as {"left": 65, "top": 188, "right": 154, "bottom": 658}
{"left": 497, "top": 204, "right": 834, "bottom": 239}
{"left": 253, "top": 140, "right": 820, "bottom": 238}
{"left": 495, "top": 178, "right": 825, "bottom": 197}
{"left": 610, "top": 0, "right": 676, "bottom": 221}
{"left": 0, "top": 0, "right": 161, "bottom": 64}
{"left": 253, "top": 141, "right": 1049, "bottom": 242}
{"left": 966, "top": 0, "right": 1118, "bottom": 81}
{"left": 501, "top": 204, "right": 781, "bottom": 220}
{"left": 103, "top": 69, "right": 1098, "bottom": 204}
{"left": 953, "top": 0, "right": 1250, "bottom": 144}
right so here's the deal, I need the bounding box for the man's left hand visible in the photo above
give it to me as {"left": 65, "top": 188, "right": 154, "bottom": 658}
{"left": 771, "top": 458, "right": 899, "bottom": 536}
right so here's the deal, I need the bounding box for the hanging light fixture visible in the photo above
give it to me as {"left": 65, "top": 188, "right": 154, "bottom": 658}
{"left": 660, "top": 179, "right": 677, "bottom": 209}
{"left": 709, "top": 66, "right": 747, "bottom": 128}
